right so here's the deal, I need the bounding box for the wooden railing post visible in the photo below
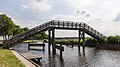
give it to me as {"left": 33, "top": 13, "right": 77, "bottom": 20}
{"left": 63, "top": 21, "right": 64, "bottom": 27}
{"left": 72, "top": 22, "right": 73, "bottom": 28}
{"left": 58, "top": 21, "right": 60, "bottom": 27}
{"left": 79, "top": 23, "right": 81, "bottom": 28}
{"left": 76, "top": 23, "right": 77, "bottom": 28}
{"left": 67, "top": 22, "right": 69, "bottom": 28}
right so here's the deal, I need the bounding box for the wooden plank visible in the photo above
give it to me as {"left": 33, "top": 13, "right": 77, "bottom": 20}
{"left": 55, "top": 45, "right": 64, "bottom": 51}
{"left": 29, "top": 43, "right": 45, "bottom": 46}
{"left": 22, "top": 53, "right": 42, "bottom": 60}
{"left": 27, "top": 55, "right": 42, "bottom": 60}
{"left": 28, "top": 43, "right": 45, "bottom": 50}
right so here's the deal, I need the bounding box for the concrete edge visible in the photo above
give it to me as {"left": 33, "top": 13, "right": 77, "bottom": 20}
{"left": 12, "top": 50, "right": 37, "bottom": 67}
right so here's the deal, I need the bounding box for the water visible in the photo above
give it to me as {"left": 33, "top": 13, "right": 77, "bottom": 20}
{"left": 13, "top": 43, "right": 120, "bottom": 67}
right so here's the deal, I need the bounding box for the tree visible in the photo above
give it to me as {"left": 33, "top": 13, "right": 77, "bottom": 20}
{"left": 12, "top": 25, "right": 21, "bottom": 36}
{"left": 22, "top": 27, "right": 29, "bottom": 31}
{"left": 12, "top": 25, "right": 29, "bottom": 36}
{"left": 0, "top": 14, "right": 15, "bottom": 40}
{"left": 0, "top": 13, "right": 29, "bottom": 40}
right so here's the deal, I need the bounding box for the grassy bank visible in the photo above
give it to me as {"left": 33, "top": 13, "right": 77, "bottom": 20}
{"left": 0, "top": 48, "right": 25, "bottom": 67}
{"left": 24, "top": 40, "right": 43, "bottom": 43}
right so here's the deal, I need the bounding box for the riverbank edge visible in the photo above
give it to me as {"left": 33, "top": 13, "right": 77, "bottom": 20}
{"left": 56, "top": 43, "right": 120, "bottom": 50}
{"left": 12, "top": 50, "right": 38, "bottom": 67}
{"left": 27, "top": 42, "right": 120, "bottom": 50}
{"left": 97, "top": 44, "right": 120, "bottom": 50}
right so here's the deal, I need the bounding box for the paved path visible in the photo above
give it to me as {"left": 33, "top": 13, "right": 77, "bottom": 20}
{"left": 12, "top": 50, "right": 37, "bottom": 67}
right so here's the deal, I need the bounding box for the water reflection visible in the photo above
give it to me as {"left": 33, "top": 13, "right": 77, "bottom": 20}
{"left": 13, "top": 43, "right": 120, "bottom": 67}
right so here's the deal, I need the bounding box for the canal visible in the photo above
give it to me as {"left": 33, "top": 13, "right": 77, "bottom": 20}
{"left": 13, "top": 43, "right": 120, "bottom": 67}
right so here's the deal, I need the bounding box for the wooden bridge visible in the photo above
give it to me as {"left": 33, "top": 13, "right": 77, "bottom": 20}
{"left": 3, "top": 20, "right": 105, "bottom": 53}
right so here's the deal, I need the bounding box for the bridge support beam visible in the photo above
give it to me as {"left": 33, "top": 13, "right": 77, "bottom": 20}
{"left": 51, "top": 29, "right": 56, "bottom": 54}
{"left": 78, "top": 30, "right": 85, "bottom": 55}
{"left": 60, "top": 44, "right": 63, "bottom": 58}
{"left": 48, "top": 29, "right": 51, "bottom": 54}
{"left": 78, "top": 30, "right": 81, "bottom": 52}
{"left": 48, "top": 29, "right": 56, "bottom": 54}
{"left": 82, "top": 30, "right": 85, "bottom": 55}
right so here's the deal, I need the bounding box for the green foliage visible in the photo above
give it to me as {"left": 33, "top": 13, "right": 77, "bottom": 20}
{"left": 33, "top": 32, "right": 48, "bottom": 39}
{"left": 105, "top": 35, "right": 120, "bottom": 44}
{"left": 86, "top": 37, "right": 97, "bottom": 44}
{"left": 22, "top": 27, "right": 29, "bottom": 31}
{"left": 0, "top": 14, "right": 15, "bottom": 39}
{"left": 12, "top": 25, "right": 29, "bottom": 36}
{"left": 0, "top": 13, "right": 29, "bottom": 40}
{"left": 103, "top": 37, "right": 108, "bottom": 44}
{"left": 45, "top": 36, "right": 120, "bottom": 45}
{"left": 12, "top": 25, "right": 21, "bottom": 35}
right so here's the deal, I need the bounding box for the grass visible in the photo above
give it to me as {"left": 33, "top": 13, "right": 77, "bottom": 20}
{"left": 0, "top": 48, "right": 25, "bottom": 67}
{"left": 24, "top": 40, "right": 43, "bottom": 43}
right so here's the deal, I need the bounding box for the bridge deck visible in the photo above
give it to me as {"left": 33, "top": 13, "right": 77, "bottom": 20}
{"left": 3, "top": 20, "right": 105, "bottom": 48}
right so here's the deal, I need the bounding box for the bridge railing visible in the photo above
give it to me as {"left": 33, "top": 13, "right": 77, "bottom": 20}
{"left": 4, "top": 21, "right": 52, "bottom": 44}
{"left": 4, "top": 20, "right": 105, "bottom": 46}
{"left": 84, "top": 23, "right": 105, "bottom": 38}
{"left": 51, "top": 20, "right": 83, "bottom": 28}
{"left": 50, "top": 20, "right": 105, "bottom": 39}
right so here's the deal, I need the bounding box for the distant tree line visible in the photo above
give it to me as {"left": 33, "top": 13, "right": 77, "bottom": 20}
{"left": 103, "top": 35, "right": 120, "bottom": 44}
{"left": 0, "top": 13, "right": 29, "bottom": 40}
{"left": 84, "top": 36, "right": 120, "bottom": 44}
{"left": 44, "top": 36, "right": 120, "bottom": 45}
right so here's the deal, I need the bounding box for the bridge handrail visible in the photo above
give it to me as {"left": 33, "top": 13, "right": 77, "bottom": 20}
{"left": 84, "top": 23, "right": 105, "bottom": 38}
{"left": 51, "top": 20, "right": 105, "bottom": 39}
{"left": 5, "top": 21, "right": 52, "bottom": 43}
{"left": 4, "top": 20, "right": 105, "bottom": 46}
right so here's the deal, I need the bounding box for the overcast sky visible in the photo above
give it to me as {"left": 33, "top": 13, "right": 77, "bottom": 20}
{"left": 0, "top": 0, "right": 120, "bottom": 37}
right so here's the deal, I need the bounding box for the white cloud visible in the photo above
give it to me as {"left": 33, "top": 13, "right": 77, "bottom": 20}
{"left": 63, "top": 0, "right": 120, "bottom": 17}
{"left": 64, "top": 0, "right": 93, "bottom": 9}
{"left": 62, "top": 0, "right": 120, "bottom": 36}
{"left": 52, "top": 14, "right": 91, "bottom": 23}
{"left": 52, "top": 10, "right": 93, "bottom": 23}
{"left": 0, "top": 12, "right": 36, "bottom": 29}
{"left": 0, "top": 12, "right": 2, "bottom": 14}
{"left": 113, "top": 12, "right": 120, "bottom": 22}
{"left": 2, "top": 0, "right": 120, "bottom": 36}
{"left": 21, "top": 5, "right": 29, "bottom": 10}
{"left": 21, "top": 0, "right": 52, "bottom": 12}
{"left": 28, "top": 0, "right": 51, "bottom": 12}
{"left": 51, "top": 14, "right": 104, "bottom": 37}
{"left": 13, "top": 19, "right": 39, "bottom": 29}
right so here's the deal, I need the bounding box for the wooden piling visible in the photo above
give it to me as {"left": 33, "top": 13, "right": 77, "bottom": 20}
{"left": 83, "top": 24, "right": 85, "bottom": 55}
{"left": 48, "top": 29, "right": 51, "bottom": 53}
{"left": 60, "top": 44, "right": 62, "bottom": 58}
{"left": 52, "top": 29, "right": 56, "bottom": 54}
{"left": 78, "top": 30, "right": 80, "bottom": 51}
